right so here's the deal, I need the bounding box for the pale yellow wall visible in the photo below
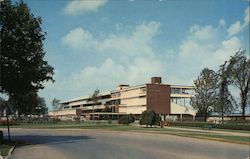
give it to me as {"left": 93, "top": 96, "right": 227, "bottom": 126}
{"left": 119, "top": 106, "right": 147, "bottom": 114}
{"left": 170, "top": 94, "right": 194, "bottom": 98}
{"left": 113, "top": 85, "right": 147, "bottom": 114}
{"left": 170, "top": 102, "right": 196, "bottom": 116}
{"left": 49, "top": 109, "right": 78, "bottom": 116}
{"left": 120, "top": 87, "right": 146, "bottom": 99}
{"left": 120, "top": 97, "right": 146, "bottom": 106}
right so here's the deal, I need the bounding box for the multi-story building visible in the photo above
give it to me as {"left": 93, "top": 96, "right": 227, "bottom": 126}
{"left": 49, "top": 77, "right": 196, "bottom": 121}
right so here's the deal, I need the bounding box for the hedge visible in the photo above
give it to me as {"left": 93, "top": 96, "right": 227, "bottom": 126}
{"left": 168, "top": 122, "right": 250, "bottom": 131}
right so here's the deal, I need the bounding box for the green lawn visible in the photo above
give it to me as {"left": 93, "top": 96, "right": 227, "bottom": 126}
{"left": 0, "top": 140, "right": 15, "bottom": 157}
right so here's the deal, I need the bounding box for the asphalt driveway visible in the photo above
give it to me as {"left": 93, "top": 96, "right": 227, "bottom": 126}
{"left": 1, "top": 128, "right": 249, "bottom": 159}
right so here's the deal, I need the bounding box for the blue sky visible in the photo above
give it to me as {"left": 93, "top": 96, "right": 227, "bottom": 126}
{"left": 20, "top": 0, "right": 249, "bottom": 110}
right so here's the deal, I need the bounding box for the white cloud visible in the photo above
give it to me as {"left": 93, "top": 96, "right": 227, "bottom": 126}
{"left": 57, "top": 21, "right": 165, "bottom": 100}
{"left": 243, "top": 7, "right": 250, "bottom": 26}
{"left": 189, "top": 25, "right": 216, "bottom": 41}
{"left": 62, "top": 21, "right": 160, "bottom": 58}
{"left": 209, "top": 37, "right": 242, "bottom": 66}
{"left": 62, "top": 27, "right": 96, "bottom": 50}
{"left": 180, "top": 24, "right": 219, "bottom": 59}
{"left": 228, "top": 21, "right": 241, "bottom": 37}
{"left": 98, "top": 22, "right": 160, "bottom": 58}
{"left": 59, "top": 20, "right": 244, "bottom": 101}
{"left": 219, "top": 19, "right": 226, "bottom": 27}
{"left": 50, "top": 56, "right": 164, "bottom": 99}
{"left": 227, "top": 7, "right": 249, "bottom": 36}
{"left": 175, "top": 23, "right": 242, "bottom": 86}
{"left": 64, "top": 0, "right": 108, "bottom": 15}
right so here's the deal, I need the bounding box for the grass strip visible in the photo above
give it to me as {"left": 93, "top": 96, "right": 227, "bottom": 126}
{"left": 0, "top": 140, "right": 15, "bottom": 156}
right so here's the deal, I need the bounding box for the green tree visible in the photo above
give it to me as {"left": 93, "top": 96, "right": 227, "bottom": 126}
{"left": 0, "top": 97, "right": 8, "bottom": 116}
{"left": 36, "top": 97, "right": 48, "bottom": 115}
{"left": 0, "top": 0, "right": 54, "bottom": 115}
{"left": 51, "top": 98, "right": 61, "bottom": 111}
{"left": 8, "top": 91, "right": 47, "bottom": 115}
{"left": 90, "top": 88, "right": 100, "bottom": 113}
{"left": 227, "top": 50, "right": 250, "bottom": 120}
{"left": 192, "top": 68, "right": 218, "bottom": 122}
{"left": 139, "top": 110, "right": 161, "bottom": 127}
{"left": 214, "top": 62, "right": 236, "bottom": 123}
{"left": 118, "top": 114, "right": 134, "bottom": 125}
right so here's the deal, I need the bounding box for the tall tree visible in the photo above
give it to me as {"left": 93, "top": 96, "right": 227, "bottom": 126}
{"left": 0, "top": 97, "right": 7, "bottom": 116}
{"left": 0, "top": 0, "right": 54, "bottom": 114}
{"left": 192, "top": 68, "right": 218, "bottom": 122}
{"left": 214, "top": 62, "right": 236, "bottom": 123}
{"left": 90, "top": 88, "right": 100, "bottom": 113}
{"left": 227, "top": 50, "right": 250, "bottom": 120}
{"left": 35, "top": 97, "right": 47, "bottom": 115}
{"left": 51, "top": 98, "right": 61, "bottom": 111}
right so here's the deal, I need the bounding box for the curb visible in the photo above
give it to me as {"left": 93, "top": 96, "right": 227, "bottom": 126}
{"left": 2, "top": 146, "right": 15, "bottom": 159}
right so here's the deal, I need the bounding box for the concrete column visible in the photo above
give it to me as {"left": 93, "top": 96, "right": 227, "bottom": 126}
{"left": 192, "top": 115, "right": 195, "bottom": 122}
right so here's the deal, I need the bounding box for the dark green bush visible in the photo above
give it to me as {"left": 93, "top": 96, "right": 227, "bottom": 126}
{"left": 139, "top": 110, "right": 161, "bottom": 127}
{"left": 213, "top": 124, "right": 250, "bottom": 131}
{"left": 168, "top": 121, "right": 250, "bottom": 131}
{"left": 118, "top": 114, "right": 134, "bottom": 125}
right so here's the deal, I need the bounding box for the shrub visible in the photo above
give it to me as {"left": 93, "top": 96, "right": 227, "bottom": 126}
{"left": 168, "top": 121, "right": 250, "bottom": 131}
{"left": 0, "top": 119, "right": 19, "bottom": 125}
{"left": 118, "top": 114, "right": 134, "bottom": 125}
{"left": 73, "top": 116, "right": 80, "bottom": 124}
{"left": 108, "top": 119, "right": 112, "bottom": 124}
{"left": 139, "top": 110, "right": 161, "bottom": 127}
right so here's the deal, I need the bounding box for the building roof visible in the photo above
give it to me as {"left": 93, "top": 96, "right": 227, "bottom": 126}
{"left": 170, "top": 85, "right": 194, "bottom": 89}
{"left": 61, "top": 91, "right": 111, "bottom": 104}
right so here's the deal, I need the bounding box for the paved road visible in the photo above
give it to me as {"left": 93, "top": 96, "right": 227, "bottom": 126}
{"left": 1, "top": 128, "right": 249, "bottom": 159}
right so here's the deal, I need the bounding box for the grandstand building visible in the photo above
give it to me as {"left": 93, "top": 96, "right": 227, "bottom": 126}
{"left": 49, "top": 77, "right": 196, "bottom": 121}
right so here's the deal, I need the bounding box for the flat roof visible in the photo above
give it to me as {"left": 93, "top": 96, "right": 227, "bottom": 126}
{"left": 170, "top": 85, "right": 194, "bottom": 89}
{"left": 88, "top": 112, "right": 127, "bottom": 115}
{"left": 61, "top": 91, "right": 111, "bottom": 104}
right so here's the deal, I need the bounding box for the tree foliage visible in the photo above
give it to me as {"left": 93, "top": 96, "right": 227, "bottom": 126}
{"left": 0, "top": 97, "right": 8, "bottom": 116}
{"left": 214, "top": 62, "right": 236, "bottom": 123}
{"left": 51, "top": 98, "right": 61, "bottom": 111}
{"left": 192, "top": 68, "right": 218, "bottom": 122}
{"left": 118, "top": 114, "right": 135, "bottom": 125}
{"left": 36, "top": 96, "right": 47, "bottom": 115}
{"left": 227, "top": 50, "right": 250, "bottom": 120}
{"left": 139, "top": 110, "right": 161, "bottom": 127}
{"left": 0, "top": 0, "right": 54, "bottom": 114}
{"left": 192, "top": 50, "right": 250, "bottom": 121}
{"left": 90, "top": 88, "right": 100, "bottom": 113}
{"left": 9, "top": 91, "right": 47, "bottom": 115}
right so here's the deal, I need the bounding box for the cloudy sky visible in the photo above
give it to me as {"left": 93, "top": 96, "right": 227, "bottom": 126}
{"left": 22, "top": 0, "right": 249, "bottom": 109}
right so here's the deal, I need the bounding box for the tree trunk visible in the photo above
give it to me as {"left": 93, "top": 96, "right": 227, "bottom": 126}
{"left": 241, "top": 93, "right": 247, "bottom": 120}
{"left": 221, "top": 105, "right": 224, "bottom": 124}
{"left": 204, "top": 113, "right": 207, "bottom": 122}
{"left": 221, "top": 82, "right": 225, "bottom": 124}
